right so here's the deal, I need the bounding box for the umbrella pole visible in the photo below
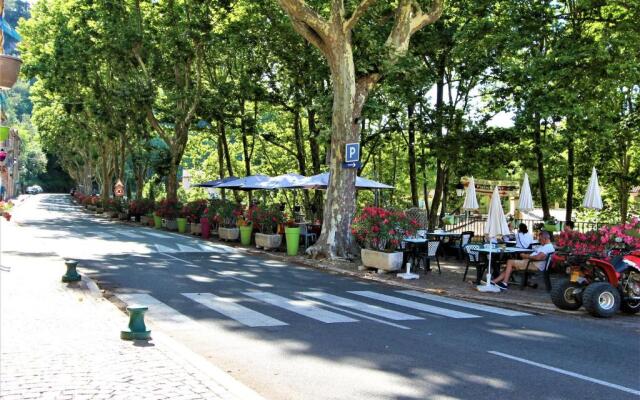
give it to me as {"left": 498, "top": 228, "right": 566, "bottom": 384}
{"left": 477, "top": 243, "right": 501, "bottom": 292}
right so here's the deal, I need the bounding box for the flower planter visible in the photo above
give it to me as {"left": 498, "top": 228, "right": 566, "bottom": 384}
{"left": 239, "top": 225, "right": 253, "bottom": 245}
{"left": 285, "top": 227, "right": 301, "bottom": 256}
{"left": 153, "top": 215, "right": 162, "bottom": 229}
{"left": 255, "top": 233, "right": 282, "bottom": 250}
{"left": 219, "top": 227, "right": 239, "bottom": 241}
{"left": 360, "top": 249, "right": 403, "bottom": 273}
{"left": 166, "top": 219, "right": 178, "bottom": 231}
{"left": 118, "top": 212, "right": 129, "bottom": 221}
{"left": 141, "top": 215, "right": 150, "bottom": 225}
{"left": 177, "top": 217, "right": 188, "bottom": 233}
{"left": 95, "top": 208, "right": 104, "bottom": 214}
{"left": 110, "top": 211, "right": 119, "bottom": 218}
{"left": 191, "top": 223, "right": 202, "bottom": 235}
{"left": 0, "top": 126, "right": 9, "bottom": 142}
{"left": 200, "top": 217, "right": 210, "bottom": 239}
{"left": 544, "top": 223, "right": 560, "bottom": 232}
{"left": 0, "top": 55, "right": 22, "bottom": 90}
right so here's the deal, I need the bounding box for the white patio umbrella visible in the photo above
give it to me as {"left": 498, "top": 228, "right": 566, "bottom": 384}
{"left": 286, "top": 172, "right": 394, "bottom": 190}
{"left": 215, "top": 175, "right": 271, "bottom": 190}
{"left": 478, "top": 186, "right": 511, "bottom": 293}
{"left": 241, "top": 173, "right": 306, "bottom": 190}
{"left": 518, "top": 173, "right": 534, "bottom": 211}
{"left": 583, "top": 167, "right": 603, "bottom": 210}
{"left": 462, "top": 177, "right": 479, "bottom": 210}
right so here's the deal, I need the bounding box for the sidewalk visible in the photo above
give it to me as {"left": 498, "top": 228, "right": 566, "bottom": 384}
{"left": 0, "top": 216, "right": 264, "bottom": 400}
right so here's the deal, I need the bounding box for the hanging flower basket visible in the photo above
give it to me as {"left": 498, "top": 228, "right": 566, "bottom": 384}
{"left": 0, "top": 55, "right": 22, "bottom": 89}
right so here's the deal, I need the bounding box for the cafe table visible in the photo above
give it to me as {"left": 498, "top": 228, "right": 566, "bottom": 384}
{"left": 504, "top": 240, "right": 539, "bottom": 247}
{"left": 476, "top": 246, "right": 534, "bottom": 280}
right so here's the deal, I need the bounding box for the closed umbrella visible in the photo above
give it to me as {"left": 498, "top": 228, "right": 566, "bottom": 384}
{"left": 583, "top": 167, "right": 603, "bottom": 210}
{"left": 478, "top": 186, "right": 511, "bottom": 293}
{"left": 518, "top": 173, "right": 534, "bottom": 211}
{"left": 462, "top": 177, "right": 479, "bottom": 210}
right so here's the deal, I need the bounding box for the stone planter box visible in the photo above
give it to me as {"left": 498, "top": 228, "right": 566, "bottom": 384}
{"left": 166, "top": 219, "right": 178, "bottom": 231}
{"left": 219, "top": 227, "right": 239, "bottom": 241}
{"left": 110, "top": 211, "right": 119, "bottom": 218}
{"left": 95, "top": 208, "right": 104, "bottom": 214}
{"left": 118, "top": 212, "right": 130, "bottom": 221}
{"left": 361, "top": 249, "right": 403, "bottom": 273}
{"left": 255, "top": 233, "right": 282, "bottom": 250}
{"left": 191, "top": 223, "right": 202, "bottom": 235}
{"left": 141, "top": 215, "right": 150, "bottom": 225}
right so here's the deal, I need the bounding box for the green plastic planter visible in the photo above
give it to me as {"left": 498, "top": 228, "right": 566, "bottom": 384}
{"left": 153, "top": 215, "right": 162, "bottom": 229}
{"left": 0, "top": 126, "right": 9, "bottom": 142}
{"left": 177, "top": 217, "right": 188, "bottom": 233}
{"left": 239, "top": 225, "right": 253, "bottom": 245}
{"left": 285, "top": 226, "right": 301, "bottom": 256}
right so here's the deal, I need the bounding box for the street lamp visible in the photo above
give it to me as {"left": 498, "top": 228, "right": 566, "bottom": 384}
{"left": 455, "top": 182, "right": 465, "bottom": 197}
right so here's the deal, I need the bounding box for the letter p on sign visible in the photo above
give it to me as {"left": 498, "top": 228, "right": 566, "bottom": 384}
{"left": 345, "top": 143, "right": 360, "bottom": 163}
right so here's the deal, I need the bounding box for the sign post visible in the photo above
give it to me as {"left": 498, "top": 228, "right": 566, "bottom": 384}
{"left": 343, "top": 143, "right": 361, "bottom": 169}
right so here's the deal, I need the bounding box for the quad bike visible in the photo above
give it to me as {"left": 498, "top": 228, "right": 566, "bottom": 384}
{"left": 551, "top": 249, "right": 640, "bottom": 318}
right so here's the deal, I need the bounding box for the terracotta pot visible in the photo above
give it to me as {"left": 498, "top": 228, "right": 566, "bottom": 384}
{"left": 0, "top": 55, "right": 22, "bottom": 89}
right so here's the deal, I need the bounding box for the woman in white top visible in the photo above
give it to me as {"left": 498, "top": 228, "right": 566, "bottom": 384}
{"left": 515, "top": 223, "right": 534, "bottom": 249}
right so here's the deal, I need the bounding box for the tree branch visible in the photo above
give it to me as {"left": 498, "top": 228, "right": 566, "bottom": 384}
{"left": 331, "top": 0, "right": 345, "bottom": 27}
{"left": 345, "top": 0, "right": 377, "bottom": 32}
{"left": 276, "top": 0, "right": 331, "bottom": 44}
{"left": 410, "top": 0, "right": 444, "bottom": 36}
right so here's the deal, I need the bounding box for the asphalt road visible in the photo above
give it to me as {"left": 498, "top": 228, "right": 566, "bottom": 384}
{"left": 13, "top": 194, "right": 640, "bottom": 400}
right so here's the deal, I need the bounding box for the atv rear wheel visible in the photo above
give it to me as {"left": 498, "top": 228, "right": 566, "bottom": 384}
{"left": 620, "top": 299, "right": 640, "bottom": 314}
{"left": 550, "top": 280, "right": 583, "bottom": 310}
{"left": 583, "top": 282, "right": 620, "bottom": 318}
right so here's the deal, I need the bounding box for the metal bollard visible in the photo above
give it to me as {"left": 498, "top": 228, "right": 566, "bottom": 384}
{"left": 61, "top": 260, "right": 82, "bottom": 282}
{"left": 120, "top": 306, "right": 151, "bottom": 340}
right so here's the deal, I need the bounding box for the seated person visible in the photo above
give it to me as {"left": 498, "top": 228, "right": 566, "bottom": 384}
{"left": 492, "top": 231, "right": 555, "bottom": 290}
{"left": 515, "top": 223, "right": 534, "bottom": 249}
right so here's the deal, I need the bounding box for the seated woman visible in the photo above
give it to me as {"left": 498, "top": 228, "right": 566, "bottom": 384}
{"left": 515, "top": 223, "right": 534, "bottom": 249}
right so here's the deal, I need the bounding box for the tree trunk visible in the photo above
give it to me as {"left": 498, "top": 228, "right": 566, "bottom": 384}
{"left": 565, "top": 132, "right": 574, "bottom": 223}
{"left": 533, "top": 113, "right": 551, "bottom": 220}
{"left": 240, "top": 100, "right": 252, "bottom": 204}
{"left": 216, "top": 126, "right": 227, "bottom": 200}
{"left": 307, "top": 42, "right": 358, "bottom": 259}
{"left": 407, "top": 103, "right": 418, "bottom": 207}
{"left": 292, "top": 109, "right": 311, "bottom": 213}
{"left": 428, "top": 59, "right": 446, "bottom": 229}
{"left": 308, "top": 108, "right": 324, "bottom": 220}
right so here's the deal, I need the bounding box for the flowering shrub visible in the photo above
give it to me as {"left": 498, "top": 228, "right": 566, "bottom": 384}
{"left": 351, "top": 207, "right": 418, "bottom": 252}
{"left": 556, "top": 218, "right": 640, "bottom": 256}
{"left": 0, "top": 200, "right": 13, "bottom": 221}
{"left": 155, "top": 199, "right": 181, "bottom": 219}
{"left": 104, "top": 198, "right": 119, "bottom": 212}
{"left": 129, "top": 199, "right": 154, "bottom": 216}
{"left": 248, "top": 204, "right": 284, "bottom": 234}
{"left": 182, "top": 199, "right": 208, "bottom": 223}
{"left": 599, "top": 217, "right": 640, "bottom": 250}
{"left": 217, "top": 200, "right": 244, "bottom": 228}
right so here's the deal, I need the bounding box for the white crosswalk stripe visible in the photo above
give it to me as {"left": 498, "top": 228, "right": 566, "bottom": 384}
{"left": 349, "top": 291, "right": 480, "bottom": 319}
{"left": 118, "top": 231, "right": 146, "bottom": 239}
{"left": 182, "top": 292, "right": 287, "bottom": 327}
{"left": 116, "top": 293, "right": 198, "bottom": 329}
{"left": 245, "top": 291, "right": 358, "bottom": 324}
{"left": 299, "top": 292, "right": 423, "bottom": 321}
{"left": 398, "top": 290, "right": 531, "bottom": 317}
{"left": 177, "top": 244, "right": 201, "bottom": 252}
{"left": 155, "top": 244, "right": 178, "bottom": 253}
{"left": 142, "top": 230, "right": 175, "bottom": 239}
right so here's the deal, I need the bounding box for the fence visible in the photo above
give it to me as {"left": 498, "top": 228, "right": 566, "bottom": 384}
{"left": 443, "top": 216, "right": 608, "bottom": 237}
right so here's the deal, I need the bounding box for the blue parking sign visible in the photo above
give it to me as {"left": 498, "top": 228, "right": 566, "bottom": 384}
{"left": 345, "top": 143, "right": 360, "bottom": 163}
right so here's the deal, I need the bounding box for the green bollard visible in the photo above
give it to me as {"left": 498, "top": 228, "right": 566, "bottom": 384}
{"left": 61, "top": 260, "right": 82, "bottom": 282}
{"left": 120, "top": 306, "right": 151, "bottom": 340}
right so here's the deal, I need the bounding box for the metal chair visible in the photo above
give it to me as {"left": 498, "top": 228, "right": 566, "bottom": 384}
{"left": 514, "top": 252, "right": 554, "bottom": 291}
{"left": 450, "top": 231, "right": 474, "bottom": 259}
{"left": 299, "top": 223, "right": 317, "bottom": 249}
{"left": 415, "top": 240, "right": 441, "bottom": 274}
{"left": 463, "top": 244, "right": 486, "bottom": 283}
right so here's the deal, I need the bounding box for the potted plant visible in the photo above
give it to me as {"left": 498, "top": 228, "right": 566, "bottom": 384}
{"left": 351, "top": 207, "right": 417, "bottom": 272}
{"left": 0, "top": 200, "right": 13, "bottom": 221}
{"left": 176, "top": 208, "right": 189, "bottom": 233}
{"left": 130, "top": 199, "right": 152, "bottom": 223}
{"left": 183, "top": 200, "right": 207, "bottom": 235}
{"left": 250, "top": 205, "right": 284, "bottom": 250}
{"left": 105, "top": 198, "right": 119, "bottom": 218}
{"left": 156, "top": 199, "right": 181, "bottom": 231}
{"left": 237, "top": 216, "right": 253, "bottom": 245}
{"left": 284, "top": 220, "right": 301, "bottom": 256}
{"left": 217, "top": 200, "right": 242, "bottom": 241}
{"left": 543, "top": 216, "right": 560, "bottom": 232}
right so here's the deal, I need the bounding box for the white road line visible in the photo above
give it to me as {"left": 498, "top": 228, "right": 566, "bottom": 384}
{"left": 182, "top": 293, "right": 287, "bottom": 327}
{"left": 160, "top": 253, "right": 264, "bottom": 287}
{"left": 489, "top": 351, "right": 640, "bottom": 396}
{"left": 118, "top": 231, "right": 145, "bottom": 239}
{"left": 349, "top": 291, "right": 480, "bottom": 319}
{"left": 398, "top": 290, "right": 531, "bottom": 317}
{"left": 245, "top": 292, "right": 358, "bottom": 323}
{"left": 116, "top": 293, "right": 198, "bottom": 328}
{"left": 156, "top": 244, "right": 178, "bottom": 253}
{"left": 177, "top": 244, "right": 202, "bottom": 252}
{"left": 199, "top": 244, "right": 234, "bottom": 253}
{"left": 294, "top": 296, "right": 411, "bottom": 330}
{"left": 142, "top": 230, "right": 174, "bottom": 239}
{"left": 96, "top": 233, "right": 116, "bottom": 239}
{"left": 299, "top": 292, "right": 423, "bottom": 321}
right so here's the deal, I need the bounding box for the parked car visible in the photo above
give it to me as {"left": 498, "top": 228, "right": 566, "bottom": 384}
{"left": 26, "top": 185, "right": 43, "bottom": 194}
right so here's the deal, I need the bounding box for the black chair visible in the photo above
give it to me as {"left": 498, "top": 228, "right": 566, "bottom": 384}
{"left": 450, "top": 231, "right": 474, "bottom": 259}
{"left": 414, "top": 240, "right": 441, "bottom": 274}
{"left": 463, "top": 244, "right": 486, "bottom": 283}
{"left": 512, "top": 253, "right": 554, "bottom": 291}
